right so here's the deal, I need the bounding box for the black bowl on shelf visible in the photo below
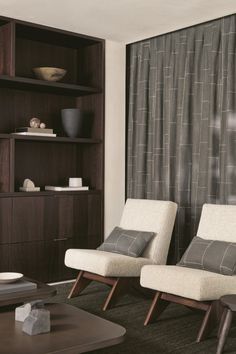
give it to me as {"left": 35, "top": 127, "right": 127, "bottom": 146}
{"left": 61, "top": 108, "right": 93, "bottom": 138}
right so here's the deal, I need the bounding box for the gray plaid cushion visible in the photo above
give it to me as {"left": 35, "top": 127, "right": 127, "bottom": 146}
{"left": 97, "top": 227, "right": 155, "bottom": 258}
{"left": 178, "top": 236, "right": 236, "bottom": 275}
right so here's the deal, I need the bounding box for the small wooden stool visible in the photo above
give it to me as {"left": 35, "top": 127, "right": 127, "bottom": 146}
{"left": 217, "top": 295, "right": 236, "bottom": 354}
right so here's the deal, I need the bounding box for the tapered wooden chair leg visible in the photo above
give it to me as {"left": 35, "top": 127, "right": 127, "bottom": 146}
{"left": 102, "top": 278, "right": 128, "bottom": 311}
{"left": 216, "top": 309, "right": 233, "bottom": 354}
{"left": 68, "top": 271, "right": 92, "bottom": 299}
{"left": 197, "top": 300, "right": 223, "bottom": 342}
{"left": 217, "top": 308, "right": 227, "bottom": 338}
{"left": 144, "top": 291, "right": 169, "bottom": 326}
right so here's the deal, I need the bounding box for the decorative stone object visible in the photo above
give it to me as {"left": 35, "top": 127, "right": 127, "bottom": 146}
{"left": 30, "top": 117, "right": 41, "bottom": 128}
{"left": 20, "top": 179, "right": 40, "bottom": 192}
{"left": 15, "top": 303, "right": 31, "bottom": 322}
{"left": 22, "top": 308, "right": 50, "bottom": 335}
{"left": 15, "top": 300, "right": 44, "bottom": 322}
{"left": 39, "top": 122, "right": 46, "bottom": 129}
{"left": 23, "top": 179, "right": 35, "bottom": 189}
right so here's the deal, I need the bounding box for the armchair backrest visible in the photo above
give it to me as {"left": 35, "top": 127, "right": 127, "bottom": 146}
{"left": 197, "top": 203, "right": 236, "bottom": 242}
{"left": 119, "top": 198, "right": 177, "bottom": 264}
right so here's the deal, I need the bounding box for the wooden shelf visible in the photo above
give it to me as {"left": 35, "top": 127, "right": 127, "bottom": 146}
{"left": 0, "top": 133, "right": 101, "bottom": 144}
{"left": 0, "top": 190, "right": 101, "bottom": 197}
{"left": 0, "top": 75, "right": 101, "bottom": 96}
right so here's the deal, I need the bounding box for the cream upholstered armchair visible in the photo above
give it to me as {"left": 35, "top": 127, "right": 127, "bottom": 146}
{"left": 65, "top": 198, "right": 177, "bottom": 310}
{"left": 141, "top": 204, "right": 236, "bottom": 342}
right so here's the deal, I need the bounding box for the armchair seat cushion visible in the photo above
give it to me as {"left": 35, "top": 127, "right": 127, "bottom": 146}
{"left": 140, "top": 265, "right": 236, "bottom": 301}
{"left": 65, "top": 249, "right": 154, "bottom": 277}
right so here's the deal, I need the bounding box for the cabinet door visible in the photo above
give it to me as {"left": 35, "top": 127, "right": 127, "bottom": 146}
{"left": 0, "top": 244, "right": 10, "bottom": 272}
{"left": 54, "top": 194, "right": 88, "bottom": 244}
{"left": 0, "top": 198, "right": 12, "bottom": 244}
{"left": 48, "top": 238, "right": 77, "bottom": 282}
{"left": 73, "top": 194, "right": 88, "bottom": 248}
{"left": 50, "top": 195, "right": 88, "bottom": 281}
{"left": 54, "top": 195, "right": 74, "bottom": 240}
{"left": 87, "top": 194, "right": 102, "bottom": 249}
{"left": 12, "top": 196, "right": 55, "bottom": 243}
{"left": 9, "top": 242, "right": 49, "bottom": 282}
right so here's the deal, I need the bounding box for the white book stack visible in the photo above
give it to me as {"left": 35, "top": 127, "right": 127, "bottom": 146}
{"left": 45, "top": 186, "right": 89, "bottom": 191}
{"left": 13, "top": 127, "right": 56, "bottom": 137}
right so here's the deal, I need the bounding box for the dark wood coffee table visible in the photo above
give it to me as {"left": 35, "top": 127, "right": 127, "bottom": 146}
{"left": 0, "top": 303, "right": 126, "bottom": 353}
{"left": 0, "top": 277, "right": 56, "bottom": 307}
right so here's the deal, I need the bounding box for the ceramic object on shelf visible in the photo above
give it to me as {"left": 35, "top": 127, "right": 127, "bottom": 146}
{"left": 61, "top": 108, "right": 93, "bottom": 138}
{"left": 33, "top": 67, "right": 67, "bottom": 82}
{"left": 30, "top": 117, "right": 40, "bottom": 128}
{"left": 19, "top": 179, "right": 40, "bottom": 192}
{"left": 0, "top": 272, "right": 23, "bottom": 284}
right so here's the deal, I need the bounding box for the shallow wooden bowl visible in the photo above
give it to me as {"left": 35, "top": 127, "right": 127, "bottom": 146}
{"left": 33, "top": 67, "right": 67, "bottom": 82}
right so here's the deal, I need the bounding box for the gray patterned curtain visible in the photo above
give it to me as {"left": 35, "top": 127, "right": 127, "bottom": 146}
{"left": 126, "top": 15, "right": 236, "bottom": 261}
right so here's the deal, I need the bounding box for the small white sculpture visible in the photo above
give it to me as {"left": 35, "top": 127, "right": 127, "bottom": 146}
{"left": 20, "top": 179, "right": 40, "bottom": 192}
{"left": 23, "top": 179, "right": 35, "bottom": 189}
{"left": 15, "top": 303, "right": 32, "bottom": 322}
{"left": 40, "top": 122, "right": 46, "bottom": 129}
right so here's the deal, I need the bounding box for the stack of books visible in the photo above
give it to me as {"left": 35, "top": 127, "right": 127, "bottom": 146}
{"left": 0, "top": 280, "right": 37, "bottom": 295}
{"left": 13, "top": 127, "right": 56, "bottom": 137}
{"left": 45, "top": 186, "right": 89, "bottom": 191}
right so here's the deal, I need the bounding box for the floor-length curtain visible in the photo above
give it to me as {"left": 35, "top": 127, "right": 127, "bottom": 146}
{"left": 126, "top": 15, "right": 236, "bottom": 261}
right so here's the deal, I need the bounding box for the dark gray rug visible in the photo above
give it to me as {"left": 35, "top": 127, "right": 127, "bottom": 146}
{"left": 48, "top": 282, "right": 236, "bottom": 354}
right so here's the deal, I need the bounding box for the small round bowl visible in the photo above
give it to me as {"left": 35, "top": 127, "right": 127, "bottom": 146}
{"left": 0, "top": 272, "right": 23, "bottom": 284}
{"left": 33, "top": 67, "right": 67, "bottom": 82}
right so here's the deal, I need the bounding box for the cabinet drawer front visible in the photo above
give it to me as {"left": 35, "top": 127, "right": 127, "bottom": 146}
{"left": 8, "top": 239, "right": 76, "bottom": 283}
{"left": 12, "top": 196, "right": 55, "bottom": 243}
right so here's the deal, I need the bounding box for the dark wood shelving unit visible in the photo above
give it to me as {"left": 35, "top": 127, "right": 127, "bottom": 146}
{"left": 0, "top": 16, "right": 105, "bottom": 283}
{"left": 0, "top": 190, "right": 102, "bottom": 197}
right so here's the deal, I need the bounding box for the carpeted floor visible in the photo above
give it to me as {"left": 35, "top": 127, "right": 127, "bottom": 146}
{"left": 48, "top": 282, "right": 236, "bottom": 354}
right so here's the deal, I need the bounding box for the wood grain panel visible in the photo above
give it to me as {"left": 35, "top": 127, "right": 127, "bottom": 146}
{"left": 0, "top": 244, "right": 10, "bottom": 272}
{"left": 82, "top": 144, "right": 104, "bottom": 190}
{"left": 88, "top": 193, "right": 102, "bottom": 248}
{"left": 15, "top": 38, "right": 78, "bottom": 83}
{"left": 0, "top": 22, "right": 15, "bottom": 76}
{"left": 77, "top": 42, "right": 104, "bottom": 88}
{"left": 0, "top": 198, "right": 12, "bottom": 244}
{"left": 14, "top": 141, "right": 82, "bottom": 190}
{"left": 0, "top": 139, "right": 11, "bottom": 192}
{"left": 77, "top": 93, "right": 104, "bottom": 140}
{"left": 9, "top": 241, "right": 49, "bottom": 282}
{"left": 12, "top": 196, "right": 55, "bottom": 243}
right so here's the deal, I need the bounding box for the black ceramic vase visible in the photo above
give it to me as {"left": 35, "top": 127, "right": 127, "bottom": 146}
{"left": 61, "top": 108, "right": 83, "bottom": 138}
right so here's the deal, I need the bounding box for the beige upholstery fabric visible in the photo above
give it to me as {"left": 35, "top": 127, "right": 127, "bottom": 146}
{"left": 65, "top": 249, "right": 153, "bottom": 277}
{"left": 65, "top": 199, "right": 177, "bottom": 277}
{"left": 197, "top": 204, "right": 236, "bottom": 242}
{"left": 119, "top": 199, "right": 177, "bottom": 264}
{"left": 141, "top": 204, "right": 236, "bottom": 301}
{"left": 140, "top": 265, "right": 236, "bottom": 301}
